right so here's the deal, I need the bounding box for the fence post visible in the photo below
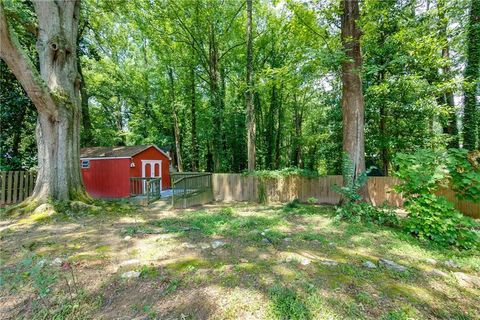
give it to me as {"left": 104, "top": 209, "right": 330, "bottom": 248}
{"left": 0, "top": 171, "right": 6, "bottom": 205}
{"left": 147, "top": 179, "right": 150, "bottom": 204}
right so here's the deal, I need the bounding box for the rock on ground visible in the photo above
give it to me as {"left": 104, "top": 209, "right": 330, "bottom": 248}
{"left": 444, "top": 259, "right": 460, "bottom": 269}
{"left": 121, "top": 271, "right": 140, "bottom": 279}
{"left": 453, "top": 272, "right": 480, "bottom": 288}
{"left": 427, "top": 269, "right": 448, "bottom": 278}
{"left": 50, "top": 257, "right": 63, "bottom": 267}
{"left": 423, "top": 258, "right": 437, "bottom": 265}
{"left": 211, "top": 240, "right": 226, "bottom": 249}
{"left": 363, "top": 261, "right": 377, "bottom": 269}
{"left": 320, "top": 260, "right": 338, "bottom": 266}
{"left": 379, "top": 259, "right": 407, "bottom": 272}
{"left": 33, "top": 203, "right": 55, "bottom": 215}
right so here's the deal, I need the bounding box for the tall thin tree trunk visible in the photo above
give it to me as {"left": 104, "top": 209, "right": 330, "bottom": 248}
{"left": 208, "top": 25, "right": 223, "bottom": 171}
{"left": 78, "top": 61, "right": 93, "bottom": 146}
{"left": 266, "top": 85, "right": 276, "bottom": 168}
{"left": 437, "top": 0, "right": 459, "bottom": 148}
{"left": 190, "top": 63, "right": 199, "bottom": 171}
{"left": 463, "top": 0, "right": 480, "bottom": 150}
{"left": 293, "top": 95, "right": 303, "bottom": 168}
{"left": 0, "top": 1, "right": 87, "bottom": 204}
{"left": 341, "top": 0, "right": 369, "bottom": 201}
{"left": 274, "top": 84, "right": 283, "bottom": 169}
{"left": 168, "top": 67, "right": 183, "bottom": 172}
{"left": 246, "top": 0, "right": 256, "bottom": 171}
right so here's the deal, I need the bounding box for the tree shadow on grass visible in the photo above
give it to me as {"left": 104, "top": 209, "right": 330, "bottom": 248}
{"left": 1, "top": 203, "right": 479, "bottom": 319}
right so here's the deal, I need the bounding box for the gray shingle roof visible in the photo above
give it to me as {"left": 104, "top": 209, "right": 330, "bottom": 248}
{"left": 80, "top": 145, "right": 165, "bottom": 158}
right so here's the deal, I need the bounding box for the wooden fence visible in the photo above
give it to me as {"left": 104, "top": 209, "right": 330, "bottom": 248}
{"left": 0, "top": 171, "right": 36, "bottom": 206}
{"left": 212, "top": 174, "right": 479, "bottom": 219}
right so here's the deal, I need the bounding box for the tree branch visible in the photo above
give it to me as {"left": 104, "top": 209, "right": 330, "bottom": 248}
{"left": 0, "top": 2, "right": 56, "bottom": 116}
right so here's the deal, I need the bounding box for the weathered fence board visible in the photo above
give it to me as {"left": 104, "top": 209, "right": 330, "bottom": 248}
{"left": 212, "top": 174, "right": 478, "bottom": 218}
{"left": 0, "top": 171, "right": 37, "bottom": 206}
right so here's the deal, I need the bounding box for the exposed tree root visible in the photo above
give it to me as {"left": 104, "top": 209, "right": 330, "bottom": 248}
{"left": 4, "top": 191, "right": 93, "bottom": 218}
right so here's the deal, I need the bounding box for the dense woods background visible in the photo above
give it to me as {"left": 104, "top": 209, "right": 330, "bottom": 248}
{"left": 1, "top": 0, "right": 479, "bottom": 174}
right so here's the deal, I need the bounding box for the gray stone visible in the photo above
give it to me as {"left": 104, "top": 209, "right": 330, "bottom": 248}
{"left": 453, "top": 272, "right": 480, "bottom": 288}
{"left": 182, "top": 243, "right": 196, "bottom": 249}
{"left": 119, "top": 259, "right": 140, "bottom": 267}
{"left": 283, "top": 237, "right": 292, "bottom": 243}
{"left": 300, "top": 258, "right": 311, "bottom": 266}
{"left": 379, "top": 259, "right": 407, "bottom": 272}
{"left": 362, "top": 261, "right": 377, "bottom": 269}
{"left": 427, "top": 269, "right": 448, "bottom": 278}
{"left": 328, "top": 242, "right": 335, "bottom": 247}
{"left": 211, "top": 240, "right": 226, "bottom": 249}
{"left": 70, "top": 201, "right": 98, "bottom": 211}
{"left": 200, "top": 243, "right": 210, "bottom": 250}
{"left": 261, "top": 238, "right": 271, "bottom": 245}
{"left": 121, "top": 271, "right": 140, "bottom": 279}
{"left": 123, "top": 236, "right": 132, "bottom": 241}
{"left": 33, "top": 203, "right": 55, "bottom": 214}
{"left": 37, "top": 259, "right": 46, "bottom": 268}
{"left": 50, "top": 257, "right": 63, "bottom": 267}
{"left": 423, "top": 258, "right": 437, "bottom": 265}
{"left": 239, "top": 258, "right": 249, "bottom": 263}
{"left": 320, "top": 260, "right": 338, "bottom": 266}
{"left": 444, "top": 259, "right": 460, "bottom": 269}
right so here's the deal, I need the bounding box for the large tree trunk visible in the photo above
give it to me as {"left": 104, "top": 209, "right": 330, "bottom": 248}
{"left": 168, "top": 67, "right": 183, "bottom": 172}
{"left": 0, "top": 1, "right": 87, "bottom": 203}
{"left": 463, "top": 0, "right": 480, "bottom": 150}
{"left": 340, "top": 0, "right": 369, "bottom": 200}
{"left": 246, "top": 0, "right": 256, "bottom": 171}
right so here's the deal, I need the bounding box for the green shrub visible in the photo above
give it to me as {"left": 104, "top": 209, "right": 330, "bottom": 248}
{"left": 394, "top": 149, "right": 480, "bottom": 250}
{"left": 404, "top": 194, "right": 478, "bottom": 249}
{"left": 333, "top": 155, "right": 396, "bottom": 226}
{"left": 446, "top": 149, "right": 480, "bottom": 202}
{"left": 244, "top": 167, "right": 319, "bottom": 178}
{"left": 336, "top": 202, "right": 398, "bottom": 227}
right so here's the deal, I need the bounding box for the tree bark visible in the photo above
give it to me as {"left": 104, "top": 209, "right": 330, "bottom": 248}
{"left": 190, "top": 63, "right": 199, "bottom": 171}
{"left": 0, "top": 1, "right": 87, "bottom": 203}
{"left": 437, "top": 0, "right": 459, "bottom": 148}
{"left": 463, "top": 0, "right": 480, "bottom": 150}
{"left": 246, "top": 0, "right": 256, "bottom": 171}
{"left": 208, "top": 25, "right": 224, "bottom": 171}
{"left": 293, "top": 94, "right": 303, "bottom": 168}
{"left": 340, "top": 0, "right": 369, "bottom": 200}
{"left": 168, "top": 67, "right": 183, "bottom": 172}
{"left": 78, "top": 60, "right": 93, "bottom": 146}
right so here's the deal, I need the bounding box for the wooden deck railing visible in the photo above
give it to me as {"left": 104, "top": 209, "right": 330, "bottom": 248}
{"left": 130, "top": 177, "right": 162, "bottom": 204}
{"left": 170, "top": 172, "right": 213, "bottom": 208}
{"left": 0, "top": 171, "right": 37, "bottom": 206}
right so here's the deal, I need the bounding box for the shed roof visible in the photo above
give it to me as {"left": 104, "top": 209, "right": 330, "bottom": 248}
{"left": 80, "top": 145, "right": 170, "bottom": 159}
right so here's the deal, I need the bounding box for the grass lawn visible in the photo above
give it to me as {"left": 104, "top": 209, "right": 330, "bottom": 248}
{"left": 0, "top": 201, "right": 479, "bottom": 319}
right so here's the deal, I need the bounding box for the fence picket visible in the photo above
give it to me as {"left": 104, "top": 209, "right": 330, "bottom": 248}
{"left": 211, "top": 174, "right": 478, "bottom": 218}
{"left": 0, "top": 172, "right": 6, "bottom": 205}
{"left": 0, "top": 171, "right": 36, "bottom": 206}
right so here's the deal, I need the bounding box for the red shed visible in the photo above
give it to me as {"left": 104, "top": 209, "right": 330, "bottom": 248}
{"left": 80, "top": 145, "right": 171, "bottom": 199}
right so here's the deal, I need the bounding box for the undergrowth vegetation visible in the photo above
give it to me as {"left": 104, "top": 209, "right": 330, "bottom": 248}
{"left": 332, "top": 149, "right": 479, "bottom": 250}
{"left": 394, "top": 149, "right": 480, "bottom": 250}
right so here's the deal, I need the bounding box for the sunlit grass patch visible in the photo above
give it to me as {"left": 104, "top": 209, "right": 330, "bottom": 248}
{"left": 267, "top": 285, "right": 311, "bottom": 320}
